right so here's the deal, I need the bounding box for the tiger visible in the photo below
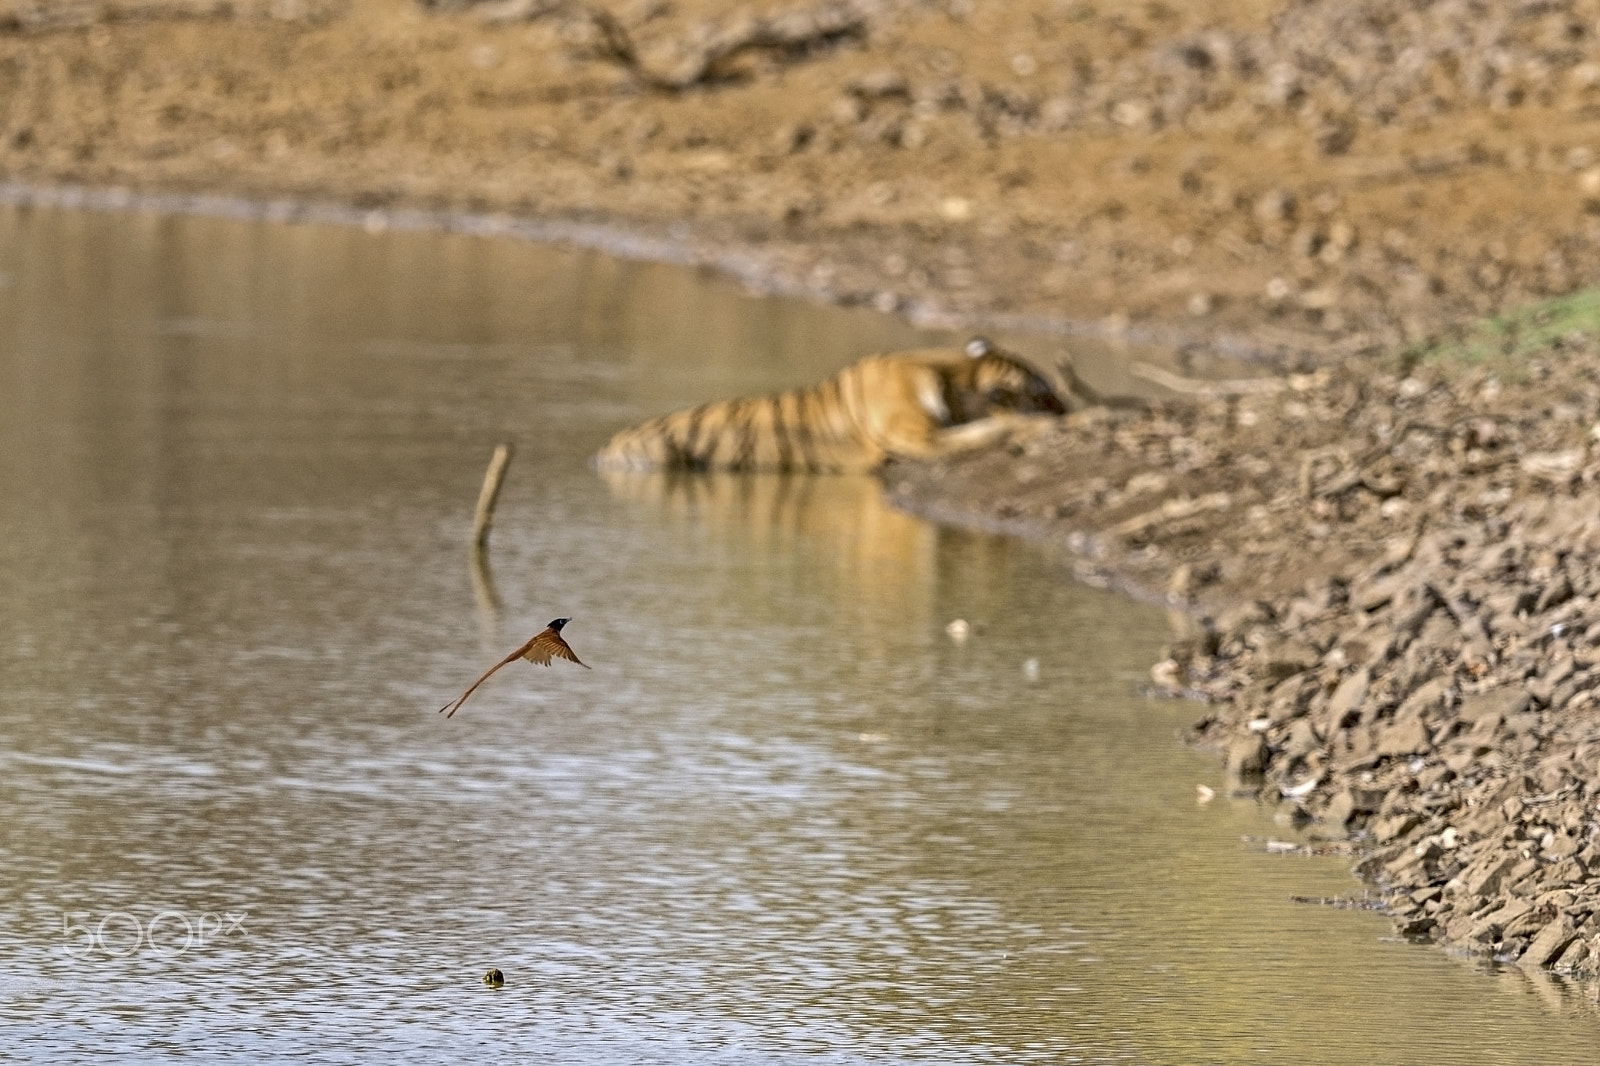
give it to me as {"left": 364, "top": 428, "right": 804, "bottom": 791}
{"left": 592, "top": 337, "right": 1068, "bottom": 474}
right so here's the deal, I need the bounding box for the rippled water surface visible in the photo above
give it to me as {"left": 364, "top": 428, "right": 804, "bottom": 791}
{"left": 4, "top": 205, "right": 1600, "bottom": 1063}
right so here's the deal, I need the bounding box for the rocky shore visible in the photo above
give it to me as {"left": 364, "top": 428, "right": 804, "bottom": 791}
{"left": 7, "top": 0, "right": 1600, "bottom": 975}
{"left": 888, "top": 327, "right": 1600, "bottom": 973}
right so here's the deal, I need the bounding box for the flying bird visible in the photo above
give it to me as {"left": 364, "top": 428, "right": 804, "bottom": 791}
{"left": 437, "top": 618, "right": 590, "bottom": 719}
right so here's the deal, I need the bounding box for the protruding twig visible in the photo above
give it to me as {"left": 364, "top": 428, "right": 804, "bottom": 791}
{"left": 475, "top": 0, "right": 868, "bottom": 91}
{"left": 472, "top": 441, "right": 515, "bottom": 553}
{"left": 470, "top": 442, "right": 513, "bottom": 619}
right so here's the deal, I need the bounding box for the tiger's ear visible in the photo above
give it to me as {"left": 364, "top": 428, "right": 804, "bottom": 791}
{"left": 964, "top": 336, "right": 993, "bottom": 359}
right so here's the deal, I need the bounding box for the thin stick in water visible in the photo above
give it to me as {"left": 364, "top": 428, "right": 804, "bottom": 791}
{"left": 472, "top": 442, "right": 515, "bottom": 552}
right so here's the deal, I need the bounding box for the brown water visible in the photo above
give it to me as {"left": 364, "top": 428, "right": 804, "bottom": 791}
{"left": 2, "top": 204, "right": 1599, "bottom": 1062}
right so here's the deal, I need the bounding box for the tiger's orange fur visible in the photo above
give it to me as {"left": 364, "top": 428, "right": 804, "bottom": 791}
{"left": 593, "top": 340, "right": 1065, "bottom": 474}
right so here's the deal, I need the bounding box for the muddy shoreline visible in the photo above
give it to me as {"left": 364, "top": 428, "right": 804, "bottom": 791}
{"left": 0, "top": 177, "right": 1279, "bottom": 363}
{"left": 7, "top": 0, "right": 1600, "bottom": 975}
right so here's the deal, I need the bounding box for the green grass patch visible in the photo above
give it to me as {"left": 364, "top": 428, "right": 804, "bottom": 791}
{"left": 1411, "top": 289, "right": 1600, "bottom": 374}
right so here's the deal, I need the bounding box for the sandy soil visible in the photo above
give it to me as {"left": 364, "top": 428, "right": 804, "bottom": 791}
{"left": 9, "top": 0, "right": 1600, "bottom": 972}
{"left": 7, "top": 0, "right": 1600, "bottom": 357}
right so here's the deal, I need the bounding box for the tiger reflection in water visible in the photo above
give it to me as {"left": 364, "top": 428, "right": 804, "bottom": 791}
{"left": 592, "top": 338, "right": 1066, "bottom": 474}
{"left": 595, "top": 466, "right": 1007, "bottom": 655}
{"left": 594, "top": 339, "right": 1068, "bottom": 649}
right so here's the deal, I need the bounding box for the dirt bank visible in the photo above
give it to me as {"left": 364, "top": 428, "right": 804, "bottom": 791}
{"left": 889, "top": 328, "right": 1600, "bottom": 974}
{"left": 7, "top": 0, "right": 1600, "bottom": 972}
{"left": 7, "top": 0, "right": 1600, "bottom": 356}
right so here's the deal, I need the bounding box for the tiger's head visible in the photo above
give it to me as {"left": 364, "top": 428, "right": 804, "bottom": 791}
{"left": 951, "top": 337, "right": 1067, "bottom": 421}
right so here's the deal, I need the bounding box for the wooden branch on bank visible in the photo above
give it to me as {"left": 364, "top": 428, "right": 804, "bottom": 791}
{"left": 475, "top": 0, "right": 868, "bottom": 91}
{"left": 1129, "top": 361, "right": 1287, "bottom": 398}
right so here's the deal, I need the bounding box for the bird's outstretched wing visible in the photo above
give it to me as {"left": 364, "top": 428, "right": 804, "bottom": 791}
{"left": 524, "top": 628, "right": 590, "bottom": 669}
{"left": 437, "top": 639, "right": 535, "bottom": 719}
{"left": 438, "top": 626, "right": 591, "bottom": 718}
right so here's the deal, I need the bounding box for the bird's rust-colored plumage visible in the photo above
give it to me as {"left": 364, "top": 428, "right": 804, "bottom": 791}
{"left": 438, "top": 617, "right": 589, "bottom": 718}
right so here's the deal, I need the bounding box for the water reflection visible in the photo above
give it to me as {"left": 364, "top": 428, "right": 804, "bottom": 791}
{"left": 599, "top": 469, "right": 943, "bottom": 644}
{"left": 3, "top": 203, "right": 1600, "bottom": 1063}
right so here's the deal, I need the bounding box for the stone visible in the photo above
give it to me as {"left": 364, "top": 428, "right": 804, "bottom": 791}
{"left": 1321, "top": 786, "right": 1383, "bottom": 827}
{"left": 1503, "top": 857, "right": 1541, "bottom": 893}
{"left": 1265, "top": 674, "right": 1315, "bottom": 723}
{"left": 1259, "top": 638, "right": 1320, "bottom": 682}
{"left": 1375, "top": 716, "right": 1431, "bottom": 758}
{"left": 1469, "top": 899, "right": 1532, "bottom": 942}
{"left": 1459, "top": 853, "right": 1518, "bottom": 896}
{"left": 1349, "top": 787, "right": 1386, "bottom": 812}
{"left": 1499, "top": 935, "right": 1532, "bottom": 958}
{"left": 1395, "top": 675, "right": 1453, "bottom": 720}
{"left": 1528, "top": 655, "right": 1575, "bottom": 704}
{"left": 1585, "top": 934, "right": 1600, "bottom": 970}
{"left": 1543, "top": 833, "right": 1581, "bottom": 861}
{"left": 1519, "top": 915, "right": 1580, "bottom": 968}
{"left": 1395, "top": 915, "right": 1437, "bottom": 938}
{"left": 1321, "top": 790, "right": 1357, "bottom": 827}
{"left": 1537, "top": 889, "right": 1578, "bottom": 912}
{"left": 1443, "top": 911, "right": 1487, "bottom": 947}
{"left": 1215, "top": 600, "right": 1274, "bottom": 635}
{"left": 1226, "top": 732, "right": 1269, "bottom": 776}
{"left": 1352, "top": 573, "right": 1406, "bottom": 612}
{"left": 1281, "top": 718, "right": 1321, "bottom": 761}
{"left": 1327, "top": 668, "right": 1371, "bottom": 725}
{"left": 1457, "top": 686, "right": 1530, "bottom": 724}
{"left": 1552, "top": 936, "right": 1590, "bottom": 973}
{"left": 1371, "top": 811, "right": 1420, "bottom": 844}
{"left": 1500, "top": 904, "right": 1546, "bottom": 939}
{"left": 1535, "top": 574, "right": 1575, "bottom": 614}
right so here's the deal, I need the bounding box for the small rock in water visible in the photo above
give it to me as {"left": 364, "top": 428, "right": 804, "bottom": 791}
{"left": 483, "top": 968, "right": 505, "bottom": 988}
{"left": 1149, "top": 657, "right": 1182, "bottom": 688}
{"left": 1225, "top": 733, "right": 1269, "bottom": 777}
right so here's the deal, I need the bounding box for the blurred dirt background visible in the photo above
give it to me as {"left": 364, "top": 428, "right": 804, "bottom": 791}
{"left": 6, "top": 0, "right": 1600, "bottom": 358}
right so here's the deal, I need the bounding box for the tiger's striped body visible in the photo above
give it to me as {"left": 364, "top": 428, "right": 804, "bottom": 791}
{"left": 593, "top": 341, "right": 1065, "bottom": 474}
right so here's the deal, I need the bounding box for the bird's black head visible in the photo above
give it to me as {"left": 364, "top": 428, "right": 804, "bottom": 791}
{"left": 548, "top": 617, "right": 571, "bottom": 632}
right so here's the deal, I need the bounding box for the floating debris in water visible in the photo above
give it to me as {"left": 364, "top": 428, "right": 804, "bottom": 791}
{"left": 1288, "top": 894, "right": 1386, "bottom": 911}
{"left": 1196, "top": 784, "right": 1216, "bottom": 803}
{"left": 945, "top": 619, "right": 970, "bottom": 642}
{"left": 1022, "top": 657, "right": 1040, "bottom": 681}
{"left": 483, "top": 968, "right": 505, "bottom": 988}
